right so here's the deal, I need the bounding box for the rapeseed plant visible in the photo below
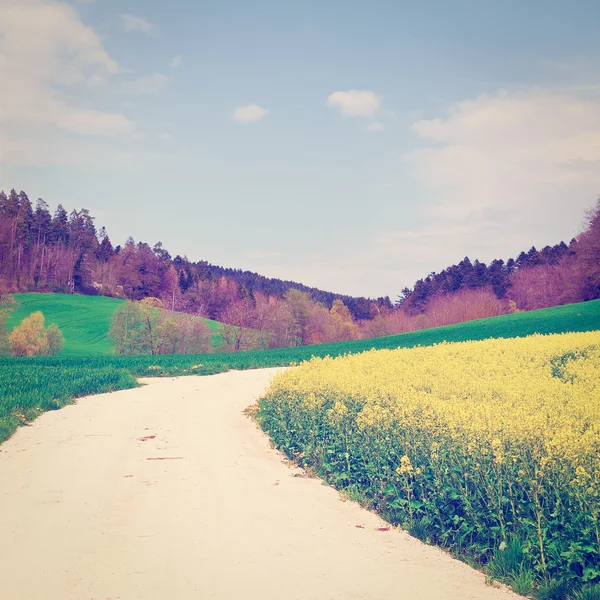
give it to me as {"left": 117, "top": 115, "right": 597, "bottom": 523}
{"left": 258, "top": 331, "right": 600, "bottom": 588}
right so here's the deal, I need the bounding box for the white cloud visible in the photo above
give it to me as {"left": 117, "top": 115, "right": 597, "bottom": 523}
{"left": 120, "top": 13, "right": 156, "bottom": 35}
{"left": 360, "top": 88, "right": 600, "bottom": 293}
{"left": 366, "top": 121, "right": 384, "bottom": 133}
{"left": 57, "top": 109, "right": 135, "bottom": 136}
{"left": 232, "top": 104, "right": 269, "bottom": 123}
{"left": 407, "top": 89, "right": 600, "bottom": 219}
{"left": 123, "top": 73, "right": 171, "bottom": 94}
{"left": 0, "top": 0, "right": 134, "bottom": 167}
{"left": 326, "top": 90, "right": 381, "bottom": 118}
{"left": 75, "top": 0, "right": 95, "bottom": 4}
{"left": 170, "top": 55, "right": 183, "bottom": 69}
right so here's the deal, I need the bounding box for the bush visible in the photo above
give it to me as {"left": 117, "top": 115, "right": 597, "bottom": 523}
{"left": 109, "top": 300, "right": 212, "bottom": 355}
{"left": 9, "top": 311, "right": 65, "bottom": 357}
{"left": 46, "top": 323, "right": 65, "bottom": 356}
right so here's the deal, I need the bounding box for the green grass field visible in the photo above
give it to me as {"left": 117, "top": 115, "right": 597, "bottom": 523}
{"left": 1, "top": 297, "right": 599, "bottom": 444}
{"left": 5, "top": 293, "right": 226, "bottom": 354}
{"left": 6, "top": 293, "right": 124, "bottom": 355}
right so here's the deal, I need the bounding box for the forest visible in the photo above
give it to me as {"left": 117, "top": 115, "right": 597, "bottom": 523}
{"left": 1, "top": 188, "right": 599, "bottom": 351}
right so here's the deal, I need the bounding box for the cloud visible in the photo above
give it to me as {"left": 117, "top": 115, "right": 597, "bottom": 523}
{"left": 0, "top": 0, "right": 134, "bottom": 167}
{"left": 326, "top": 90, "right": 381, "bottom": 118}
{"left": 361, "top": 88, "right": 600, "bottom": 293}
{"left": 366, "top": 121, "right": 384, "bottom": 133}
{"left": 232, "top": 104, "right": 269, "bottom": 123}
{"left": 57, "top": 109, "right": 135, "bottom": 136}
{"left": 123, "top": 73, "right": 171, "bottom": 94}
{"left": 120, "top": 13, "right": 156, "bottom": 35}
{"left": 170, "top": 55, "right": 183, "bottom": 69}
{"left": 407, "top": 89, "right": 600, "bottom": 219}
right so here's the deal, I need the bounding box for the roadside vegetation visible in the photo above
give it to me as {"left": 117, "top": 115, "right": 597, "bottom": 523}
{"left": 256, "top": 331, "right": 600, "bottom": 597}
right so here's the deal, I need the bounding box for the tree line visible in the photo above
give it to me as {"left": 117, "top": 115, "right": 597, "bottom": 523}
{"left": 1, "top": 188, "right": 599, "bottom": 354}
{"left": 397, "top": 202, "right": 599, "bottom": 315}
{"left": 368, "top": 199, "right": 600, "bottom": 336}
{"left": 0, "top": 189, "right": 390, "bottom": 321}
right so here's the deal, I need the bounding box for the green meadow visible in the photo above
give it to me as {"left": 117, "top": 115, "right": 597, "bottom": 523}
{"left": 5, "top": 293, "right": 225, "bottom": 354}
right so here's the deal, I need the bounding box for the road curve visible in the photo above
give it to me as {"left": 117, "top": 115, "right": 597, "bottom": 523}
{"left": 0, "top": 368, "right": 518, "bottom": 599}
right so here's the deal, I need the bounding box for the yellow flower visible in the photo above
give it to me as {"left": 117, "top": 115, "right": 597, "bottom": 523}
{"left": 396, "top": 455, "right": 414, "bottom": 475}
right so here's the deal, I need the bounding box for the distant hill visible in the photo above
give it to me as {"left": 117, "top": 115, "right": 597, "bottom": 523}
{"left": 5, "top": 293, "right": 226, "bottom": 356}
{"left": 2, "top": 189, "right": 597, "bottom": 328}
{"left": 0, "top": 189, "right": 388, "bottom": 323}
{"left": 182, "top": 259, "right": 391, "bottom": 320}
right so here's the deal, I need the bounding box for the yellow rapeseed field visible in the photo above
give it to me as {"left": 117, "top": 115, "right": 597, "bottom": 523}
{"left": 258, "top": 331, "right": 600, "bottom": 583}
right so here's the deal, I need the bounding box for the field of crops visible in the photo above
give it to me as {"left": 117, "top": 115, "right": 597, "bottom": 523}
{"left": 256, "top": 331, "right": 600, "bottom": 593}
{"left": 0, "top": 364, "right": 137, "bottom": 443}
{"left": 6, "top": 293, "right": 226, "bottom": 354}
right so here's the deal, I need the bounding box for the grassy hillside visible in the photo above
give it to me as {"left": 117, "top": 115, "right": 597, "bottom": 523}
{"left": 5, "top": 293, "right": 226, "bottom": 355}
{"left": 6, "top": 293, "right": 123, "bottom": 355}
{"left": 6, "top": 297, "right": 600, "bottom": 373}
{"left": 9, "top": 292, "right": 598, "bottom": 360}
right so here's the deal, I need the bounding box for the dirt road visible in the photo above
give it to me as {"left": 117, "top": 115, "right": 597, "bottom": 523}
{"left": 0, "top": 369, "right": 518, "bottom": 599}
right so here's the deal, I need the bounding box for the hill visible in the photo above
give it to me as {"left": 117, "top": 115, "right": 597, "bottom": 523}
{"left": 5, "top": 293, "right": 226, "bottom": 355}
{"left": 0, "top": 190, "right": 387, "bottom": 323}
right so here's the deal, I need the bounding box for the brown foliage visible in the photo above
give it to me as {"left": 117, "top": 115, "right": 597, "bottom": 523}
{"left": 9, "top": 311, "right": 64, "bottom": 357}
{"left": 323, "top": 300, "right": 360, "bottom": 342}
{"left": 220, "top": 299, "right": 267, "bottom": 352}
{"left": 361, "top": 310, "right": 417, "bottom": 338}
{"left": 0, "top": 283, "right": 14, "bottom": 354}
{"left": 424, "top": 287, "right": 505, "bottom": 328}
{"left": 109, "top": 301, "right": 212, "bottom": 355}
{"left": 575, "top": 199, "right": 600, "bottom": 299}
{"left": 252, "top": 293, "right": 294, "bottom": 349}
{"left": 140, "top": 297, "right": 164, "bottom": 308}
{"left": 508, "top": 261, "right": 582, "bottom": 311}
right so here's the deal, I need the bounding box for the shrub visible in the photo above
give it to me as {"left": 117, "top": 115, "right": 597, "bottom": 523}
{"left": 10, "top": 312, "right": 48, "bottom": 356}
{"left": 109, "top": 300, "right": 212, "bottom": 355}
{"left": 424, "top": 287, "right": 505, "bottom": 328}
{"left": 9, "top": 311, "right": 65, "bottom": 357}
{"left": 45, "top": 323, "right": 65, "bottom": 356}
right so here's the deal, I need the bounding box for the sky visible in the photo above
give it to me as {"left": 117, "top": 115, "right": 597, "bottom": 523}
{"left": 1, "top": 0, "right": 600, "bottom": 299}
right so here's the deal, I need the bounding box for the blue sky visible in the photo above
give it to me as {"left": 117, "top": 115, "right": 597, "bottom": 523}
{"left": 1, "top": 0, "right": 600, "bottom": 298}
